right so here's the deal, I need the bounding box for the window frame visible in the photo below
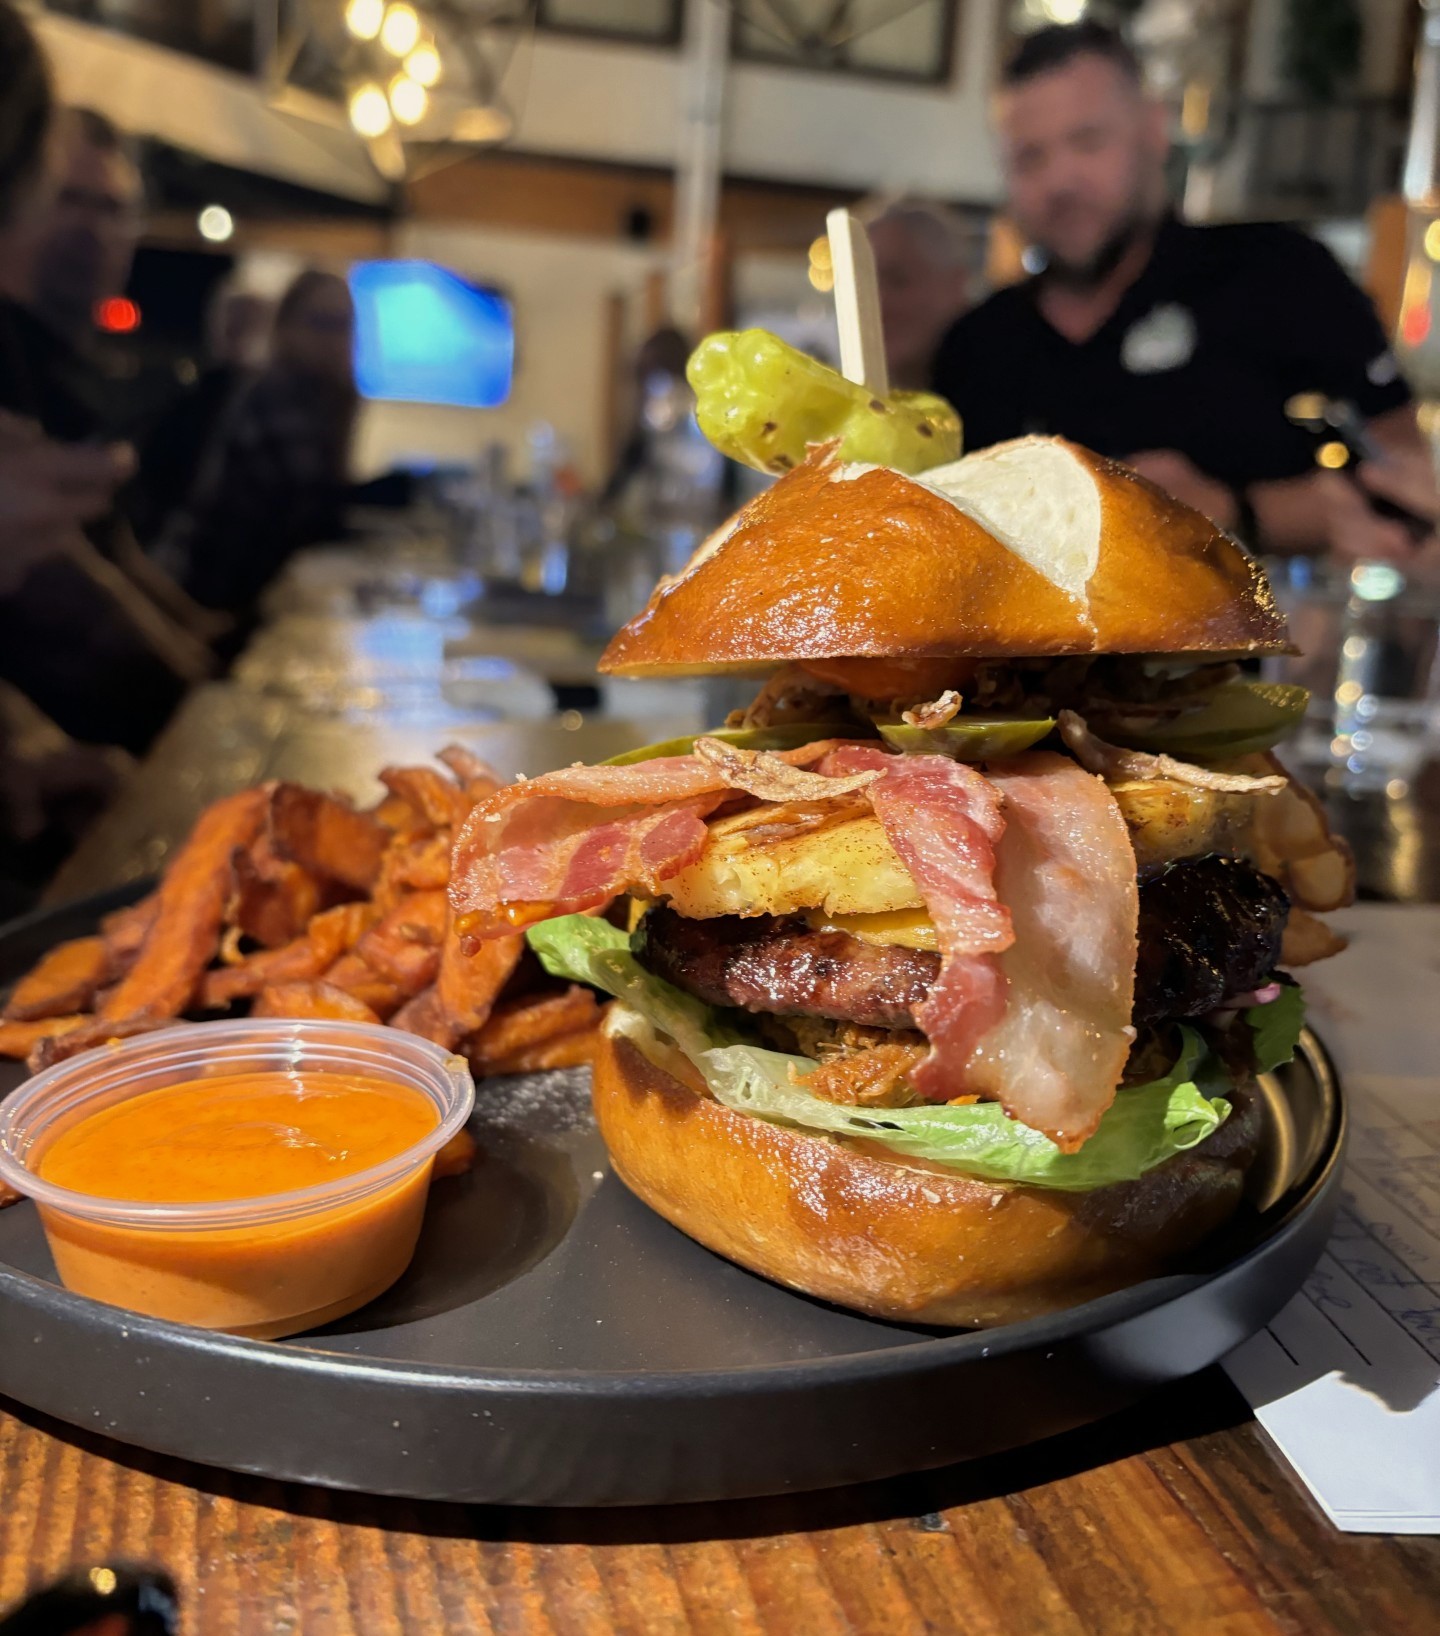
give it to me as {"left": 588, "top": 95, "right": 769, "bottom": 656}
{"left": 532, "top": 0, "right": 685, "bottom": 50}
{"left": 729, "top": 0, "right": 962, "bottom": 88}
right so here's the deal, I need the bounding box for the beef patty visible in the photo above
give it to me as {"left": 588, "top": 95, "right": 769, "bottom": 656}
{"left": 636, "top": 855, "right": 1289, "bottom": 1031}
{"left": 634, "top": 906, "right": 938, "bottom": 1029}
{"left": 1132, "top": 854, "right": 1290, "bottom": 1023}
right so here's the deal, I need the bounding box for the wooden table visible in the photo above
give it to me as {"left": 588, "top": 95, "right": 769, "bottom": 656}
{"left": 10, "top": 690, "right": 1440, "bottom": 1633}
{"left": 2, "top": 1372, "right": 1437, "bottom": 1635}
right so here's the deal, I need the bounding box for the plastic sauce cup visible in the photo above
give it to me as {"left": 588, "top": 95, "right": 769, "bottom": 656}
{"left": 0, "top": 1020, "right": 474, "bottom": 1340}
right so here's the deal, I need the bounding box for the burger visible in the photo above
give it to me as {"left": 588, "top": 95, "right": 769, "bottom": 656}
{"left": 450, "top": 434, "right": 1352, "bottom": 1327}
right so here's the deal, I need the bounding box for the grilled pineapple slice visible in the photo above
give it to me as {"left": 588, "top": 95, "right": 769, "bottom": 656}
{"left": 661, "top": 813, "right": 923, "bottom": 919}
{"left": 1108, "top": 779, "right": 1250, "bottom": 870}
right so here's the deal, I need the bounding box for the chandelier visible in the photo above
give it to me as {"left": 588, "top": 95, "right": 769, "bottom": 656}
{"left": 263, "top": 0, "right": 533, "bottom": 181}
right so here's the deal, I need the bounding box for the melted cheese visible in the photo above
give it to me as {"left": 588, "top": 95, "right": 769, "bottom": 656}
{"left": 803, "top": 906, "right": 937, "bottom": 951}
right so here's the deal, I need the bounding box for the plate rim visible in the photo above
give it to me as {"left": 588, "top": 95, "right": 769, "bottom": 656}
{"left": 0, "top": 1036, "right": 1344, "bottom": 1398}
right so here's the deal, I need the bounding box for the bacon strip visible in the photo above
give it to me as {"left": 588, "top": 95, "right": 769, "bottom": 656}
{"left": 822, "top": 746, "right": 1011, "bottom": 1106}
{"left": 449, "top": 743, "right": 863, "bottom": 941}
{"left": 960, "top": 754, "right": 1139, "bottom": 1151}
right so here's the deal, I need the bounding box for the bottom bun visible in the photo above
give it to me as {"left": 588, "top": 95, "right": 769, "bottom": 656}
{"left": 591, "top": 1017, "right": 1263, "bottom": 1327}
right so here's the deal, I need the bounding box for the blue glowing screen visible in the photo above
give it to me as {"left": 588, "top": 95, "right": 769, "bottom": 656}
{"left": 349, "top": 260, "right": 513, "bottom": 407}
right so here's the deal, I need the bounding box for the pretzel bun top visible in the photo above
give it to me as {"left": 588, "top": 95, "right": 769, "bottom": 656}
{"left": 599, "top": 437, "right": 1289, "bottom": 680}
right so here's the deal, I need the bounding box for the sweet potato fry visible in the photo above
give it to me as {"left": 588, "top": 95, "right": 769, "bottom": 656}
{"left": 465, "top": 986, "right": 602, "bottom": 1070}
{"left": 373, "top": 793, "right": 426, "bottom": 834}
{"left": 379, "top": 766, "right": 470, "bottom": 832}
{"left": 201, "top": 902, "right": 379, "bottom": 1007}
{"left": 0, "top": 1014, "right": 91, "bottom": 1059}
{"left": 376, "top": 833, "right": 451, "bottom": 902}
{"left": 481, "top": 1028, "right": 601, "bottom": 1076}
{"left": 230, "top": 836, "right": 323, "bottom": 950}
{"left": 268, "top": 784, "right": 388, "bottom": 893}
{"left": 434, "top": 1128, "right": 477, "bottom": 1178}
{"left": 435, "top": 918, "right": 523, "bottom": 1045}
{"left": 354, "top": 890, "right": 448, "bottom": 996}
{"left": 101, "top": 786, "right": 270, "bottom": 1024}
{"left": 4, "top": 937, "right": 112, "bottom": 1022}
{"left": 323, "top": 954, "right": 406, "bottom": 1020}
{"left": 1240, "top": 753, "right": 1356, "bottom": 914}
{"left": 436, "top": 745, "right": 503, "bottom": 804}
{"left": 29, "top": 1014, "right": 171, "bottom": 1072}
{"left": 371, "top": 833, "right": 451, "bottom": 916}
{"left": 1281, "top": 907, "right": 1349, "bottom": 968}
{"left": 252, "top": 981, "right": 381, "bottom": 1025}
{"left": 100, "top": 896, "right": 158, "bottom": 971}
{"left": 390, "top": 986, "right": 453, "bottom": 1046}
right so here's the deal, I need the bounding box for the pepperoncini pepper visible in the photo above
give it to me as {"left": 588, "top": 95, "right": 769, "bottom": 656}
{"left": 686, "top": 329, "right": 961, "bottom": 477}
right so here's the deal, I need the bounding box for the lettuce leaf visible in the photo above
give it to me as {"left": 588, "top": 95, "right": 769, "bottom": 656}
{"left": 696, "top": 1030, "right": 1227, "bottom": 1191}
{"left": 1245, "top": 982, "right": 1306, "bottom": 1074}
{"left": 527, "top": 913, "right": 1230, "bottom": 1192}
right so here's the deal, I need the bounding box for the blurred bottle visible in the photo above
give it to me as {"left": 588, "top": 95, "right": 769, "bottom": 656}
{"left": 522, "top": 422, "right": 585, "bottom": 595}
{"left": 465, "top": 442, "right": 522, "bottom": 584}
{"left": 1329, "top": 561, "right": 1440, "bottom": 794}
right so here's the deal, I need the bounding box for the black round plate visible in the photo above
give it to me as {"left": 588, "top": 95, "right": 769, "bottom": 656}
{"left": 0, "top": 890, "right": 1345, "bottom": 1507}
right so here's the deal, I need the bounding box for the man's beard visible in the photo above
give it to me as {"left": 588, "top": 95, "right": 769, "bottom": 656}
{"left": 1040, "top": 207, "right": 1153, "bottom": 291}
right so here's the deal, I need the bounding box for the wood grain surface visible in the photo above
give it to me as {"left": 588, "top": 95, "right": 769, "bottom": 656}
{"left": 0, "top": 1372, "right": 1437, "bottom": 1633}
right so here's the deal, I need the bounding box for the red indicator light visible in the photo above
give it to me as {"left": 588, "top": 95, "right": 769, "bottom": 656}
{"left": 1401, "top": 301, "right": 1431, "bottom": 348}
{"left": 96, "top": 297, "right": 141, "bottom": 333}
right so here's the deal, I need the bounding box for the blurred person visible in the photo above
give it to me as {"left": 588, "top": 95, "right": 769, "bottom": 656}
{"left": 132, "top": 281, "right": 273, "bottom": 547}
{"left": 0, "top": 90, "right": 217, "bottom": 654}
{"left": 0, "top": 1, "right": 196, "bottom": 912}
{"left": 860, "top": 197, "right": 972, "bottom": 390}
{"left": 161, "top": 268, "right": 359, "bottom": 619}
{"left": 0, "top": 106, "right": 142, "bottom": 441}
{"left": 931, "top": 21, "right": 1438, "bottom": 564}
{"left": 209, "top": 284, "right": 273, "bottom": 370}
{"left": 30, "top": 106, "right": 142, "bottom": 350}
{"left": 602, "top": 325, "right": 694, "bottom": 506}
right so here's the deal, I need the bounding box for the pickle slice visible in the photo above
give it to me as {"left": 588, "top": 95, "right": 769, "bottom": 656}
{"left": 687, "top": 329, "right": 960, "bottom": 477}
{"left": 876, "top": 716, "right": 1055, "bottom": 760}
{"left": 603, "top": 722, "right": 869, "bottom": 766}
{"left": 1105, "top": 683, "right": 1309, "bottom": 759}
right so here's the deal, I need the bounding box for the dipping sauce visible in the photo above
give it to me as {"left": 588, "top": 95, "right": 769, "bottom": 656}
{"left": 38, "top": 1071, "right": 439, "bottom": 1203}
{"left": 30, "top": 1067, "right": 450, "bottom": 1340}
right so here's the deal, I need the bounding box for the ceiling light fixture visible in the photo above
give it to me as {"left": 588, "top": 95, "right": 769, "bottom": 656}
{"left": 388, "top": 73, "right": 428, "bottom": 126}
{"left": 405, "top": 41, "right": 442, "bottom": 87}
{"left": 380, "top": 3, "right": 421, "bottom": 56}
{"left": 344, "top": 0, "right": 384, "bottom": 41}
{"left": 348, "top": 81, "right": 393, "bottom": 138}
{"left": 197, "top": 204, "right": 234, "bottom": 242}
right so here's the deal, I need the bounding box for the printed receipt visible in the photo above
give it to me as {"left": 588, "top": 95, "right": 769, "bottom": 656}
{"left": 1223, "top": 906, "right": 1440, "bottom": 1534}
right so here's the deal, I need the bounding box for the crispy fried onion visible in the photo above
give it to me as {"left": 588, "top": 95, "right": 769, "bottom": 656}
{"left": 901, "top": 689, "right": 963, "bottom": 729}
{"left": 711, "top": 795, "right": 875, "bottom": 846}
{"left": 693, "top": 737, "right": 881, "bottom": 803}
{"left": 1058, "top": 711, "right": 1286, "bottom": 793}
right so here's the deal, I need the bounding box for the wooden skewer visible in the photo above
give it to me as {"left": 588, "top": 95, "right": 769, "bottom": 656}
{"left": 826, "top": 207, "right": 889, "bottom": 398}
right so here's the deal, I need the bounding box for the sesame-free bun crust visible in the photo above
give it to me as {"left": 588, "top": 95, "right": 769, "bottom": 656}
{"left": 599, "top": 438, "right": 1289, "bottom": 678}
{"left": 593, "top": 1019, "right": 1263, "bottom": 1328}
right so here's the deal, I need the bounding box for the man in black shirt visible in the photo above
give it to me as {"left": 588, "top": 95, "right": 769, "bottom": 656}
{"left": 931, "top": 22, "right": 1436, "bottom": 561}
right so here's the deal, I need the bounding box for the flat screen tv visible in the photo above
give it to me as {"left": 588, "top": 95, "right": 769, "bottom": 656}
{"left": 349, "top": 259, "right": 513, "bottom": 408}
